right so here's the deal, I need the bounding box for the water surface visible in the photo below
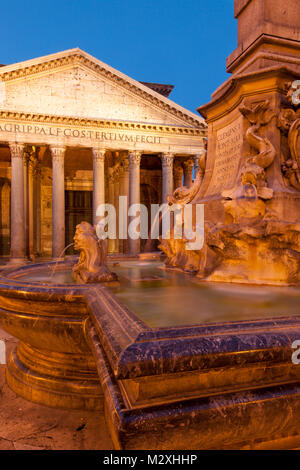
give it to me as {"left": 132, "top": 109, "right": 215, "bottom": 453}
{"left": 18, "top": 261, "right": 300, "bottom": 328}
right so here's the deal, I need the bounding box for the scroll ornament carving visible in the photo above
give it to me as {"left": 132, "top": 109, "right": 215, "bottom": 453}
{"left": 278, "top": 83, "right": 300, "bottom": 190}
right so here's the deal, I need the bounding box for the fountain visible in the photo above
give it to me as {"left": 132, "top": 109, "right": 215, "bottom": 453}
{"left": 1, "top": 218, "right": 300, "bottom": 449}
{"left": 1, "top": 0, "right": 300, "bottom": 450}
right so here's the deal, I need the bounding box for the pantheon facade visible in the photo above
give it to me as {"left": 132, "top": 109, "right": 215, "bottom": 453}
{"left": 0, "top": 48, "right": 206, "bottom": 260}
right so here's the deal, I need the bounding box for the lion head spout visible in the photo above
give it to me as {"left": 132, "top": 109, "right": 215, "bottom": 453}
{"left": 72, "top": 221, "right": 118, "bottom": 283}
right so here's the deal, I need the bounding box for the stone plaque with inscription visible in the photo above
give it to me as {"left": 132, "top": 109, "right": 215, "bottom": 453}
{"left": 206, "top": 117, "right": 243, "bottom": 196}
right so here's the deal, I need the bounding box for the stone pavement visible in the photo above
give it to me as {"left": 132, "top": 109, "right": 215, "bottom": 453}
{"left": 0, "top": 329, "right": 113, "bottom": 450}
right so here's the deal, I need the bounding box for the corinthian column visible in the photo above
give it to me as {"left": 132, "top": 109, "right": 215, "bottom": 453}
{"left": 119, "top": 155, "right": 129, "bottom": 253}
{"left": 28, "top": 153, "right": 35, "bottom": 259}
{"left": 33, "top": 159, "right": 42, "bottom": 256}
{"left": 161, "top": 153, "right": 174, "bottom": 203}
{"left": 51, "top": 146, "right": 66, "bottom": 259}
{"left": 107, "top": 168, "right": 115, "bottom": 253}
{"left": 113, "top": 166, "right": 120, "bottom": 253}
{"left": 10, "top": 142, "right": 26, "bottom": 260}
{"left": 193, "top": 155, "right": 200, "bottom": 178}
{"left": 174, "top": 161, "right": 183, "bottom": 189}
{"left": 92, "top": 148, "right": 106, "bottom": 226}
{"left": 183, "top": 158, "right": 194, "bottom": 188}
{"left": 128, "top": 151, "right": 141, "bottom": 255}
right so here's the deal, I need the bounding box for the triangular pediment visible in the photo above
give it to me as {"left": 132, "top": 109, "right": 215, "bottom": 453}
{"left": 0, "top": 48, "right": 205, "bottom": 129}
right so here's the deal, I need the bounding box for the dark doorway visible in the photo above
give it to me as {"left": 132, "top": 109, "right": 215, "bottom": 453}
{"left": 65, "top": 190, "right": 93, "bottom": 254}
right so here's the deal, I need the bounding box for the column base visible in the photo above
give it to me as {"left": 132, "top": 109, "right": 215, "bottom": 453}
{"left": 7, "top": 343, "right": 103, "bottom": 411}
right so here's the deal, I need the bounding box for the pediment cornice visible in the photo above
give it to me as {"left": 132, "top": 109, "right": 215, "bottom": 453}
{"left": 0, "top": 49, "right": 206, "bottom": 129}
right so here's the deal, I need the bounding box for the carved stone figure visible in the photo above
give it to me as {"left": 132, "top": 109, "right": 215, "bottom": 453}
{"left": 72, "top": 221, "right": 118, "bottom": 283}
{"left": 160, "top": 93, "right": 300, "bottom": 285}
{"left": 278, "top": 83, "right": 300, "bottom": 190}
{"left": 222, "top": 100, "right": 275, "bottom": 201}
{"left": 167, "top": 141, "right": 207, "bottom": 206}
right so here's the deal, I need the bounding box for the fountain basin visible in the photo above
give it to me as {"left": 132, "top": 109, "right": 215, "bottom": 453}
{"left": 0, "top": 260, "right": 103, "bottom": 410}
{"left": 1, "top": 259, "right": 300, "bottom": 449}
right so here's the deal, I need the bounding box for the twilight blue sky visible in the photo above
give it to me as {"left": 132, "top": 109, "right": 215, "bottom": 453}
{"left": 1, "top": 0, "right": 237, "bottom": 115}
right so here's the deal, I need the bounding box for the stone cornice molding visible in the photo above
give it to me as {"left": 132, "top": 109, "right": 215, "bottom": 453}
{"left": 9, "top": 142, "right": 24, "bottom": 159}
{"left": 0, "top": 49, "right": 206, "bottom": 129}
{"left": 0, "top": 110, "right": 206, "bottom": 137}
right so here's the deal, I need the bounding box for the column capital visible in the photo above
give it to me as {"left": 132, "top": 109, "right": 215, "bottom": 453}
{"left": 92, "top": 147, "right": 106, "bottom": 161}
{"left": 50, "top": 145, "right": 66, "bottom": 159}
{"left": 128, "top": 151, "right": 142, "bottom": 166}
{"left": 193, "top": 154, "right": 200, "bottom": 165}
{"left": 183, "top": 157, "right": 194, "bottom": 169}
{"left": 9, "top": 142, "right": 25, "bottom": 159}
{"left": 161, "top": 153, "right": 174, "bottom": 168}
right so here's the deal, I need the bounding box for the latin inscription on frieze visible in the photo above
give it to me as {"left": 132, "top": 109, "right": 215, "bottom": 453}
{"left": 0, "top": 122, "right": 162, "bottom": 144}
{"left": 206, "top": 117, "right": 243, "bottom": 196}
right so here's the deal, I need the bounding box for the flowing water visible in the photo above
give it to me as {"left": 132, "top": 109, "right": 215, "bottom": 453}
{"left": 48, "top": 243, "right": 74, "bottom": 278}
{"left": 17, "top": 260, "right": 300, "bottom": 328}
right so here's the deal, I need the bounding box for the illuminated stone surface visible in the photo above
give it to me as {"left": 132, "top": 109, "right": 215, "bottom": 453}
{"left": 161, "top": 0, "right": 300, "bottom": 286}
{"left": 1, "top": 0, "right": 300, "bottom": 451}
{"left": 0, "top": 48, "right": 206, "bottom": 258}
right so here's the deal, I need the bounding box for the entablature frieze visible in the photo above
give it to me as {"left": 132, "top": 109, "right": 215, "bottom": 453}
{"left": 0, "top": 110, "right": 206, "bottom": 155}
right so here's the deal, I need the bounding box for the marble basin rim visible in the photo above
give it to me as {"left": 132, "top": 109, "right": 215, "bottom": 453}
{"left": 1, "top": 260, "right": 300, "bottom": 449}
